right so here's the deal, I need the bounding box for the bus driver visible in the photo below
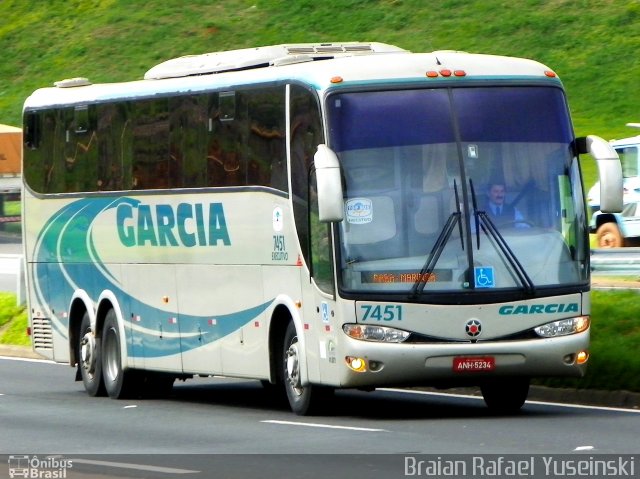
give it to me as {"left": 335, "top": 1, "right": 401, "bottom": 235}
{"left": 484, "top": 182, "right": 528, "bottom": 227}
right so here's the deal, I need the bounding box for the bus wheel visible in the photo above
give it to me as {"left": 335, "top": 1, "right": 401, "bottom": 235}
{"left": 282, "top": 321, "right": 331, "bottom": 415}
{"left": 596, "top": 222, "right": 624, "bottom": 248}
{"left": 102, "top": 309, "right": 137, "bottom": 399}
{"left": 480, "top": 378, "right": 529, "bottom": 413}
{"left": 78, "top": 312, "right": 106, "bottom": 396}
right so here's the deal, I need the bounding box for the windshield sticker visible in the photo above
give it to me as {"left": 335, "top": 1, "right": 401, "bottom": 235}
{"left": 345, "top": 198, "right": 373, "bottom": 224}
{"left": 474, "top": 267, "right": 495, "bottom": 288}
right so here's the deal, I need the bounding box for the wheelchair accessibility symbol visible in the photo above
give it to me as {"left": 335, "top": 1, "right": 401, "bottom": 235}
{"left": 474, "top": 267, "right": 495, "bottom": 288}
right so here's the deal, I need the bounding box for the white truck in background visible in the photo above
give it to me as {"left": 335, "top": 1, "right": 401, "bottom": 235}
{"left": 589, "top": 123, "right": 640, "bottom": 247}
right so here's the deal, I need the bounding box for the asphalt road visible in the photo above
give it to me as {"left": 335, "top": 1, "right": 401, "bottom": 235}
{"left": 2, "top": 356, "right": 639, "bottom": 455}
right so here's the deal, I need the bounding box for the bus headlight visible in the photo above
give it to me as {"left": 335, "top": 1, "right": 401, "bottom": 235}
{"left": 534, "top": 316, "right": 590, "bottom": 338}
{"left": 343, "top": 324, "right": 410, "bottom": 343}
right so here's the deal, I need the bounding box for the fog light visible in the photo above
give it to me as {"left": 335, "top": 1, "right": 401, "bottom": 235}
{"left": 576, "top": 350, "right": 589, "bottom": 364}
{"left": 346, "top": 356, "right": 367, "bottom": 372}
{"left": 368, "top": 360, "right": 384, "bottom": 372}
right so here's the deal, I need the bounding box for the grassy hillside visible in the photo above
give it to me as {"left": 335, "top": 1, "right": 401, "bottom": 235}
{"left": 1, "top": 0, "right": 639, "bottom": 187}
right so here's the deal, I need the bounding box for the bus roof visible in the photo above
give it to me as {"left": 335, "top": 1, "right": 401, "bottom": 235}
{"left": 24, "top": 42, "right": 561, "bottom": 110}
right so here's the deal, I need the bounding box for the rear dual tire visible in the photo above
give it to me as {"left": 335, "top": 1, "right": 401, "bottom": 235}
{"left": 101, "top": 309, "right": 174, "bottom": 399}
{"left": 78, "top": 312, "right": 106, "bottom": 397}
{"left": 102, "top": 309, "right": 138, "bottom": 399}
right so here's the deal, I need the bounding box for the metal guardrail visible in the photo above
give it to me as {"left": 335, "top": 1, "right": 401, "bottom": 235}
{"left": 591, "top": 247, "right": 640, "bottom": 275}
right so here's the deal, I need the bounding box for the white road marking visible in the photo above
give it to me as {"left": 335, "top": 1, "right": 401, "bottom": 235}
{"left": 262, "top": 420, "right": 387, "bottom": 432}
{"left": 69, "top": 458, "right": 199, "bottom": 474}
{"left": 0, "top": 355, "right": 57, "bottom": 364}
{"left": 574, "top": 445, "right": 595, "bottom": 451}
{"left": 524, "top": 399, "right": 640, "bottom": 413}
{"left": 380, "top": 388, "right": 640, "bottom": 414}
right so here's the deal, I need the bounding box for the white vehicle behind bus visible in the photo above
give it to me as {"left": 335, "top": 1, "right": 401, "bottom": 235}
{"left": 588, "top": 123, "right": 640, "bottom": 247}
{"left": 22, "top": 42, "right": 622, "bottom": 415}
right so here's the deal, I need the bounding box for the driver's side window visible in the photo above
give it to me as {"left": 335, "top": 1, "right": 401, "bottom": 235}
{"left": 309, "top": 169, "right": 335, "bottom": 295}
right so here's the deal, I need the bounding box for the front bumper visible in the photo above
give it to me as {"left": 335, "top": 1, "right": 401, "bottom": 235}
{"left": 332, "top": 329, "right": 589, "bottom": 388}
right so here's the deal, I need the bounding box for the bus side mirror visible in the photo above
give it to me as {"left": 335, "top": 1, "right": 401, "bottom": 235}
{"left": 313, "top": 144, "right": 344, "bottom": 222}
{"left": 577, "top": 135, "right": 623, "bottom": 213}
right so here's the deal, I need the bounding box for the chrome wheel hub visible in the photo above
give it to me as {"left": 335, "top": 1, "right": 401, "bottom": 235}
{"left": 80, "top": 332, "right": 96, "bottom": 375}
{"left": 285, "top": 341, "right": 303, "bottom": 396}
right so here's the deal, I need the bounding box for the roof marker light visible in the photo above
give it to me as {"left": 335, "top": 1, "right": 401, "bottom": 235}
{"left": 544, "top": 70, "right": 557, "bottom": 78}
{"left": 439, "top": 69, "right": 452, "bottom": 77}
{"left": 426, "top": 71, "right": 439, "bottom": 78}
{"left": 454, "top": 70, "right": 466, "bottom": 77}
{"left": 330, "top": 76, "right": 344, "bottom": 83}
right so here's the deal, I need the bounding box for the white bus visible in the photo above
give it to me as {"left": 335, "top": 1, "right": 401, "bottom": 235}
{"left": 22, "top": 42, "right": 622, "bottom": 415}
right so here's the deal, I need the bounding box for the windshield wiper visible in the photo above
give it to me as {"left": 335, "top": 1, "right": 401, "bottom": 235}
{"left": 410, "top": 181, "right": 463, "bottom": 298}
{"left": 469, "top": 180, "right": 535, "bottom": 294}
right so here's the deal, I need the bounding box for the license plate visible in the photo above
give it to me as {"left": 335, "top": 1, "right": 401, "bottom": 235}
{"left": 453, "top": 356, "right": 495, "bottom": 372}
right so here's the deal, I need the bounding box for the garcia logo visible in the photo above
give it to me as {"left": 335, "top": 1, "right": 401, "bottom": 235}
{"left": 345, "top": 198, "right": 373, "bottom": 224}
{"left": 117, "top": 202, "right": 231, "bottom": 247}
{"left": 499, "top": 303, "right": 579, "bottom": 315}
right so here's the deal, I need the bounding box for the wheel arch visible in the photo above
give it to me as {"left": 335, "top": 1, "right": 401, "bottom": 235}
{"left": 594, "top": 213, "right": 619, "bottom": 230}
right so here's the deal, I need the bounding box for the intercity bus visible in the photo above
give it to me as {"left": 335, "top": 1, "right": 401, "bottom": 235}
{"left": 22, "top": 43, "right": 622, "bottom": 414}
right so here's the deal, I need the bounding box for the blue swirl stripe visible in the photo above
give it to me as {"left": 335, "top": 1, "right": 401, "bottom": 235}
{"left": 32, "top": 197, "right": 273, "bottom": 359}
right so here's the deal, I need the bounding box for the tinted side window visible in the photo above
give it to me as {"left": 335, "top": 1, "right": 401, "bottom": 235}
{"left": 207, "top": 87, "right": 286, "bottom": 189}
{"left": 24, "top": 85, "right": 289, "bottom": 194}
{"left": 289, "top": 85, "right": 323, "bottom": 269}
{"left": 169, "top": 95, "right": 208, "bottom": 188}
{"left": 132, "top": 98, "right": 169, "bottom": 189}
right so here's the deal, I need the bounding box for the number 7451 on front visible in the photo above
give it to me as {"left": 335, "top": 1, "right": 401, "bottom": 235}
{"left": 358, "top": 304, "right": 403, "bottom": 322}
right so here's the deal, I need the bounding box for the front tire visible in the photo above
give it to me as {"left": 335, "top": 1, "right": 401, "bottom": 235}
{"left": 481, "top": 377, "right": 529, "bottom": 413}
{"left": 102, "top": 309, "right": 138, "bottom": 399}
{"left": 282, "top": 321, "right": 332, "bottom": 415}
{"left": 596, "top": 222, "right": 624, "bottom": 248}
{"left": 78, "top": 312, "right": 106, "bottom": 397}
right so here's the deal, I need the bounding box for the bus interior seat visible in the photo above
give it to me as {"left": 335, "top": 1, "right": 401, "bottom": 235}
{"left": 410, "top": 188, "right": 457, "bottom": 256}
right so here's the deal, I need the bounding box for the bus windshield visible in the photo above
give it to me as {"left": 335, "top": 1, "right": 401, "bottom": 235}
{"left": 328, "top": 86, "right": 588, "bottom": 295}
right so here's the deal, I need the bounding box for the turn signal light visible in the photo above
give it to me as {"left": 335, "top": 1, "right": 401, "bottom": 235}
{"left": 577, "top": 350, "right": 589, "bottom": 364}
{"left": 346, "top": 356, "right": 367, "bottom": 372}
